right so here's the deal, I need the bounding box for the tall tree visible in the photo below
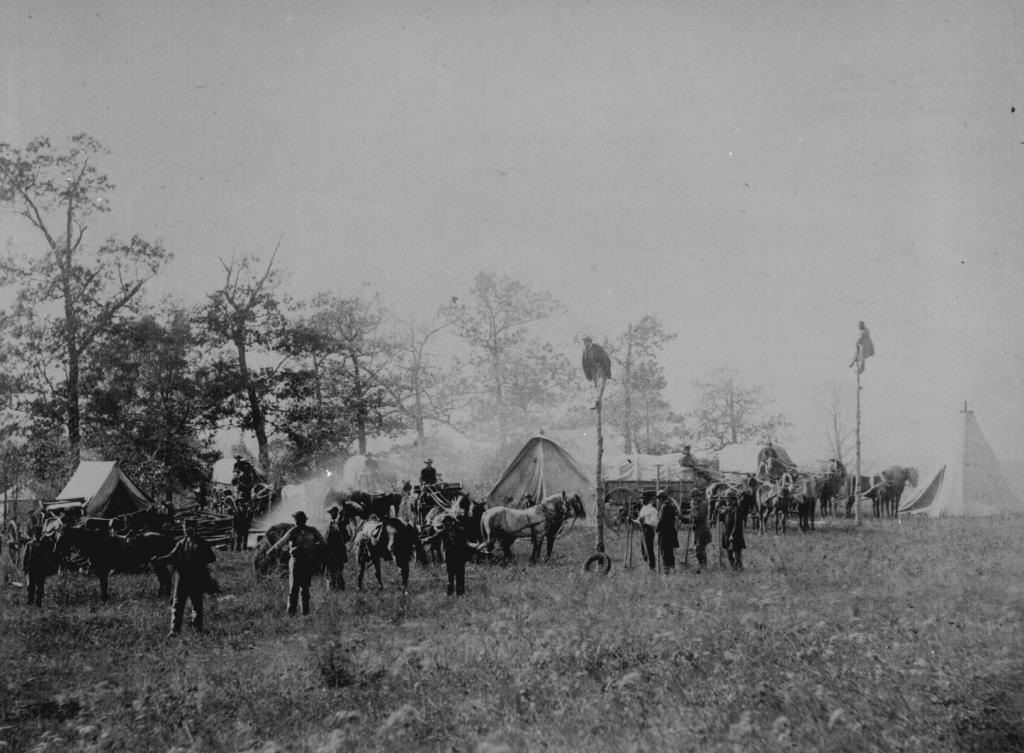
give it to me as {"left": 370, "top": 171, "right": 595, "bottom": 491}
{"left": 819, "top": 382, "right": 854, "bottom": 466}
{"left": 0, "top": 135, "right": 170, "bottom": 461}
{"left": 607, "top": 316, "right": 677, "bottom": 453}
{"left": 385, "top": 311, "right": 459, "bottom": 446}
{"left": 446, "top": 273, "right": 570, "bottom": 441}
{"left": 202, "top": 250, "right": 286, "bottom": 473}
{"left": 82, "top": 308, "right": 220, "bottom": 500}
{"left": 688, "top": 367, "right": 790, "bottom": 452}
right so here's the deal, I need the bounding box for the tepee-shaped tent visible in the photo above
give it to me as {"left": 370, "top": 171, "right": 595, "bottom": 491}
{"left": 48, "top": 461, "right": 153, "bottom": 518}
{"left": 899, "top": 406, "right": 1023, "bottom": 517}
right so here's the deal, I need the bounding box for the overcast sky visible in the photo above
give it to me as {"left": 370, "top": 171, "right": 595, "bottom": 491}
{"left": 2, "top": 1, "right": 1023, "bottom": 469}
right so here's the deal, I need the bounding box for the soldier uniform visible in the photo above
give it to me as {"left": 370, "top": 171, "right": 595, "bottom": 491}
{"left": 231, "top": 504, "right": 252, "bottom": 552}
{"left": 421, "top": 516, "right": 468, "bottom": 596}
{"left": 722, "top": 492, "right": 746, "bottom": 570}
{"left": 267, "top": 511, "right": 326, "bottom": 616}
{"left": 152, "top": 519, "right": 216, "bottom": 635}
{"left": 22, "top": 527, "right": 54, "bottom": 607}
{"left": 690, "top": 490, "right": 712, "bottom": 572}
{"left": 655, "top": 492, "right": 679, "bottom": 574}
{"left": 325, "top": 506, "right": 349, "bottom": 591}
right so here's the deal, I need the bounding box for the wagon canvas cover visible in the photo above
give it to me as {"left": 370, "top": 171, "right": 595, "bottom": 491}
{"left": 48, "top": 461, "right": 153, "bottom": 518}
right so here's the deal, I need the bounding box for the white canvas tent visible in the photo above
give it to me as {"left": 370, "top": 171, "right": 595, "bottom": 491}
{"left": 48, "top": 461, "right": 153, "bottom": 518}
{"left": 487, "top": 430, "right": 696, "bottom": 524}
{"left": 899, "top": 408, "right": 1023, "bottom": 517}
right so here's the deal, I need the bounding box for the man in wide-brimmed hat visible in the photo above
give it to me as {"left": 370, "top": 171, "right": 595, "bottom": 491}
{"left": 655, "top": 492, "right": 679, "bottom": 574}
{"left": 266, "top": 510, "right": 327, "bottom": 616}
{"left": 690, "top": 489, "right": 712, "bottom": 573}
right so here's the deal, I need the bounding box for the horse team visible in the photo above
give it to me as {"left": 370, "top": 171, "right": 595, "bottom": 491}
{"left": 704, "top": 461, "right": 918, "bottom": 536}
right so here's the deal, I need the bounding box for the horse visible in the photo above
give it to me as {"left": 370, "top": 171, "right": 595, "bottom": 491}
{"left": 324, "top": 490, "right": 403, "bottom": 530}
{"left": 352, "top": 517, "right": 428, "bottom": 592}
{"left": 480, "top": 492, "right": 585, "bottom": 563}
{"left": 878, "top": 466, "right": 918, "bottom": 517}
{"left": 756, "top": 476, "right": 794, "bottom": 535}
{"left": 52, "top": 522, "right": 176, "bottom": 601}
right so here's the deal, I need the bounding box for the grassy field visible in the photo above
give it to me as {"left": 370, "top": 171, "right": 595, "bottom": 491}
{"left": 2, "top": 515, "right": 1024, "bottom": 753}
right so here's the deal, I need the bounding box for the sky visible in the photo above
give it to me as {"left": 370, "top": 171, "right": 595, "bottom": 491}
{"left": 2, "top": 1, "right": 1023, "bottom": 471}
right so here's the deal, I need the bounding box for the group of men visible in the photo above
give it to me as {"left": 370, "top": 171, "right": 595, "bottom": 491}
{"left": 634, "top": 487, "right": 746, "bottom": 574}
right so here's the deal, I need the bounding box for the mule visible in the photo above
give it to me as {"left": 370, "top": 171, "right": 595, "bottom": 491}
{"left": 352, "top": 517, "right": 427, "bottom": 592}
{"left": 480, "top": 492, "right": 585, "bottom": 563}
{"left": 53, "top": 524, "right": 176, "bottom": 601}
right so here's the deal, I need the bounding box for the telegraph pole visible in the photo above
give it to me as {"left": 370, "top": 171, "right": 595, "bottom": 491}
{"left": 855, "top": 364, "right": 862, "bottom": 525}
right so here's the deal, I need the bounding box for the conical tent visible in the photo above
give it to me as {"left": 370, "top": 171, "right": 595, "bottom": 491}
{"left": 899, "top": 408, "right": 1023, "bottom": 517}
{"left": 48, "top": 461, "right": 153, "bottom": 518}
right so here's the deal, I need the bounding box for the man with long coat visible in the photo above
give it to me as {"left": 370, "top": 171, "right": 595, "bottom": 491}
{"left": 722, "top": 491, "right": 746, "bottom": 571}
{"left": 690, "top": 489, "right": 712, "bottom": 573}
{"left": 325, "top": 506, "right": 349, "bottom": 591}
{"left": 655, "top": 492, "right": 679, "bottom": 574}
{"left": 22, "top": 525, "right": 54, "bottom": 607}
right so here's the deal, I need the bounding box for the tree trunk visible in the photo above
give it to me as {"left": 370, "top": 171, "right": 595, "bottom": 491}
{"left": 234, "top": 333, "right": 270, "bottom": 473}
{"left": 623, "top": 330, "right": 634, "bottom": 454}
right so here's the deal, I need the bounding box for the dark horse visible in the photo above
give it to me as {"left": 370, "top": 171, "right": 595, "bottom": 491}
{"left": 793, "top": 464, "right": 847, "bottom": 532}
{"left": 324, "top": 489, "right": 403, "bottom": 527}
{"left": 53, "top": 523, "right": 176, "bottom": 601}
{"left": 480, "top": 492, "right": 586, "bottom": 563}
{"left": 352, "top": 517, "right": 428, "bottom": 592}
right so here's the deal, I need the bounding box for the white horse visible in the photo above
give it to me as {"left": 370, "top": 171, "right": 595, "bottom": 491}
{"left": 480, "top": 492, "right": 585, "bottom": 563}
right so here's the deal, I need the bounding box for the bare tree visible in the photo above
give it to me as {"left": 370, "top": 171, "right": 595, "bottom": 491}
{"left": 820, "top": 382, "right": 854, "bottom": 465}
{"left": 688, "top": 367, "right": 790, "bottom": 452}
{"left": 202, "top": 248, "right": 286, "bottom": 472}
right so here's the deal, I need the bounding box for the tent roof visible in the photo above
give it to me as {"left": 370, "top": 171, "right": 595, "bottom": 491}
{"left": 899, "top": 409, "right": 1023, "bottom": 517}
{"left": 50, "top": 461, "right": 153, "bottom": 518}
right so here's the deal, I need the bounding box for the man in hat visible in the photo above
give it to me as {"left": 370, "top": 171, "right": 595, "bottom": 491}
{"left": 22, "top": 524, "right": 55, "bottom": 608}
{"left": 231, "top": 502, "right": 253, "bottom": 552}
{"left": 232, "top": 454, "right": 258, "bottom": 507}
{"left": 325, "top": 506, "right": 349, "bottom": 591}
{"left": 266, "top": 511, "right": 327, "bottom": 616}
{"left": 690, "top": 489, "right": 712, "bottom": 573}
{"left": 655, "top": 492, "right": 679, "bottom": 574}
{"left": 419, "top": 458, "right": 438, "bottom": 487}
{"left": 634, "top": 491, "right": 659, "bottom": 571}
{"left": 722, "top": 491, "right": 746, "bottom": 570}
{"left": 421, "top": 514, "right": 469, "bottom": 596}
{"left": 152, "top": 518, "right": 217, "bottom": 636}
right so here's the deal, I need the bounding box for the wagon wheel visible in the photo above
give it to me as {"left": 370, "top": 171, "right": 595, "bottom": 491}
{"left": 602, "top": 487, "right": 637, "bottom": 532}
{"left": 6, "top": 520, "right": 21, "bottom": 568}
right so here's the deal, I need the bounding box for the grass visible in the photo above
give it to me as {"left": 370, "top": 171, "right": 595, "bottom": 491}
{"left": 2, "top": 515, "right": 1024, "bottom": 752}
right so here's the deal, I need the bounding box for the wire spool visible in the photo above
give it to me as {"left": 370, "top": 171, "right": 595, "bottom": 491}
{"left": 582, "top": 552, "right": 612, "bottom": 575}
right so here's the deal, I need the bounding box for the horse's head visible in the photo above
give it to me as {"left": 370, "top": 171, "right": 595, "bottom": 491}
{"left": 906, "top": 467, "right": 919, "bottom": 488}
{"left": 555, "top": 491, "right": 585, "bottom": 519}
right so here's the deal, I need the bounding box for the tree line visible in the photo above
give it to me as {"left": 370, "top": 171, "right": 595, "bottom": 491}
{"left": 0, "top": 135, "right": 792, "bottom": 501}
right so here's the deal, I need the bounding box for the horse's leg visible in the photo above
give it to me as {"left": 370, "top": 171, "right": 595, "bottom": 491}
{"left": 357, "top": 560, "right": 367, "bottom": 591}
{"left": 373, "top": 558, "right": 383, "bottom": 591}
{"left": 545, "top": 531, "right": 556, "bottom": 561}
{"left": 99, "top": 569, "right": 110, "bottom": 602}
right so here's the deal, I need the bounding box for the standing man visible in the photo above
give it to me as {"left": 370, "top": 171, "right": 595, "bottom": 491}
{"left": 421, "top": 515, "right": 468, "bottom": 596}
{"left": 722, "top": 491, "right": 746, "bottom": 571}
{"left": 231, "top": 503, "right": 252, "bottom": 552}
{"left": 690, "top": 489, "right": 712, "bottom": 573}
{"left": 265, "top": 511, "right": 326, "bottom": 617}
{"left": 325, "top": 506, "right": 349, "bottom": 591}
{"left": 635, "top": 492, "right": 659, "bottom": 572}
{"left": 655, "top": 492, "right": 679, "bottom": 574}
{"left": 152, "top": 518, "right": 217, "bottom": 636}
{"left": 22, "top": 525, "right": 54, "bottom": 608}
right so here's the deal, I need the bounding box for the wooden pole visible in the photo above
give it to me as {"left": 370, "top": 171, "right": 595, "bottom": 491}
{"left": 855, "top": 361, "right": 862, "bottom": 525}
{"left": 595, "top": 378, "right": 606, "bottom": 554}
